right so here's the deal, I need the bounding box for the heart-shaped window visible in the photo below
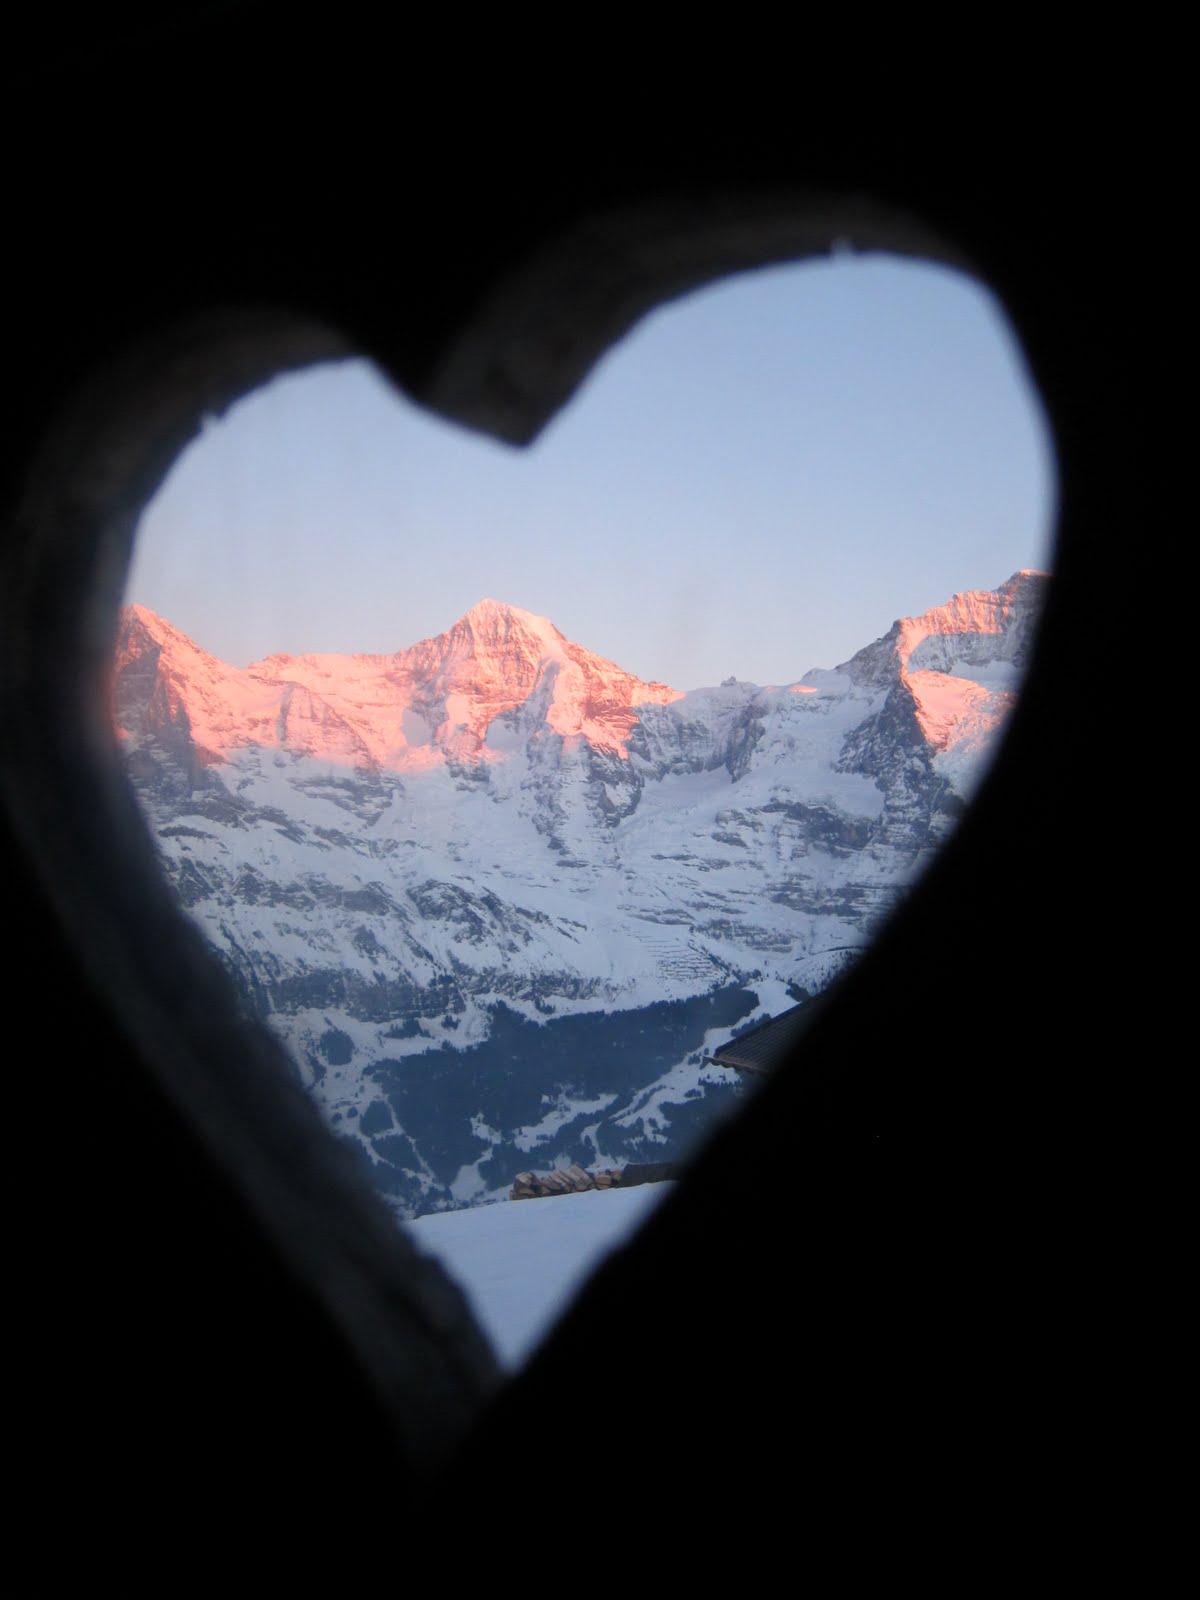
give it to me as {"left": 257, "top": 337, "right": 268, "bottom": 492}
{"left": 114, "top": 254, "right": 1053, "bottom": 1365}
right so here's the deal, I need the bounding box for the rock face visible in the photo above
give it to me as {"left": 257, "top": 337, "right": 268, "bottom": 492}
{"left": 113, "top": 573, "right": 1046, "bottom": 1215}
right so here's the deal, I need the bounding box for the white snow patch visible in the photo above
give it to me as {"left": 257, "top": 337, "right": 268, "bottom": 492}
{"left": 408, "top": 1182, "right": 671, "bottom": 1366}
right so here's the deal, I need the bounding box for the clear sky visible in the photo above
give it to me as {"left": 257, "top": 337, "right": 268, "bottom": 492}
{"left": 126, "top": 253, "right": 1056, "bottom": 689}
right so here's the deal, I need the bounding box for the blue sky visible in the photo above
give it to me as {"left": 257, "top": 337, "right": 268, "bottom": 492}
{"left": 127, "top": 253, "right": 1056, "bottom": 688}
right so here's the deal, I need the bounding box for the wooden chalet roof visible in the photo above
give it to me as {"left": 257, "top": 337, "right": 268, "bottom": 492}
{"left": 708, "top": 1004, "right": 809, "bottom": 1077}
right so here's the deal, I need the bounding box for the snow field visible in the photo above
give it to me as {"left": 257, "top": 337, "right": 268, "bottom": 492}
{"left": 408, "top": 1181, "right": 672, "bottom": 1366}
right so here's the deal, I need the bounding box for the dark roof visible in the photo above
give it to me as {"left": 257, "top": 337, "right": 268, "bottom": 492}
{"left": 709, "top": 1004, "right": 809, "bottom": 1076}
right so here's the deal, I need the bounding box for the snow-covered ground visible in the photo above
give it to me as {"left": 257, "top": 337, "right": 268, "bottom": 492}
{"left": 407, "top": 1181, "right": 672, "bottom": 1367}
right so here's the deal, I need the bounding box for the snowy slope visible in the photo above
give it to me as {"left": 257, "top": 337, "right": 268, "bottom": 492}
{"left": 409, "top": 1182, "right": 671, "bottom": 1367}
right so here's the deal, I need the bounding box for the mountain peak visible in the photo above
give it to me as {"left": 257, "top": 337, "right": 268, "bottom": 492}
{"left": 400, "top": 597, "right": 680, "bottom": 758}
{"left": 463, "top": 597, "right": 533, "bottom": 621}
{"left": 901, "top": 570, "right": 1045, "bottom": 655}
{"left": 454, "top": 597, "right": 561, "bottom": 643}
{"left": 118, "top": 602, "right": 224, "bottom": 669}
{"left": 124, "top": 602, "right": 179, "bottom": 643}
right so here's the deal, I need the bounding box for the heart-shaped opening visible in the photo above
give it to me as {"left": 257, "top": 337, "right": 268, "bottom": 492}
{"left": 113, "top": 254, "right": 1054, "bottom": 1366}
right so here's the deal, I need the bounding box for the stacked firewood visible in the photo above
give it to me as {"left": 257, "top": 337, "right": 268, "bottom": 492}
{"left": 510, "top": 1161, "right": 677, "bottom": 1199}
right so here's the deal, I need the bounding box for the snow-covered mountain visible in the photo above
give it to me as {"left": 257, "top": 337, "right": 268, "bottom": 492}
{"left": 114, "top": 572, "right": 1046, "bottom": 1215}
